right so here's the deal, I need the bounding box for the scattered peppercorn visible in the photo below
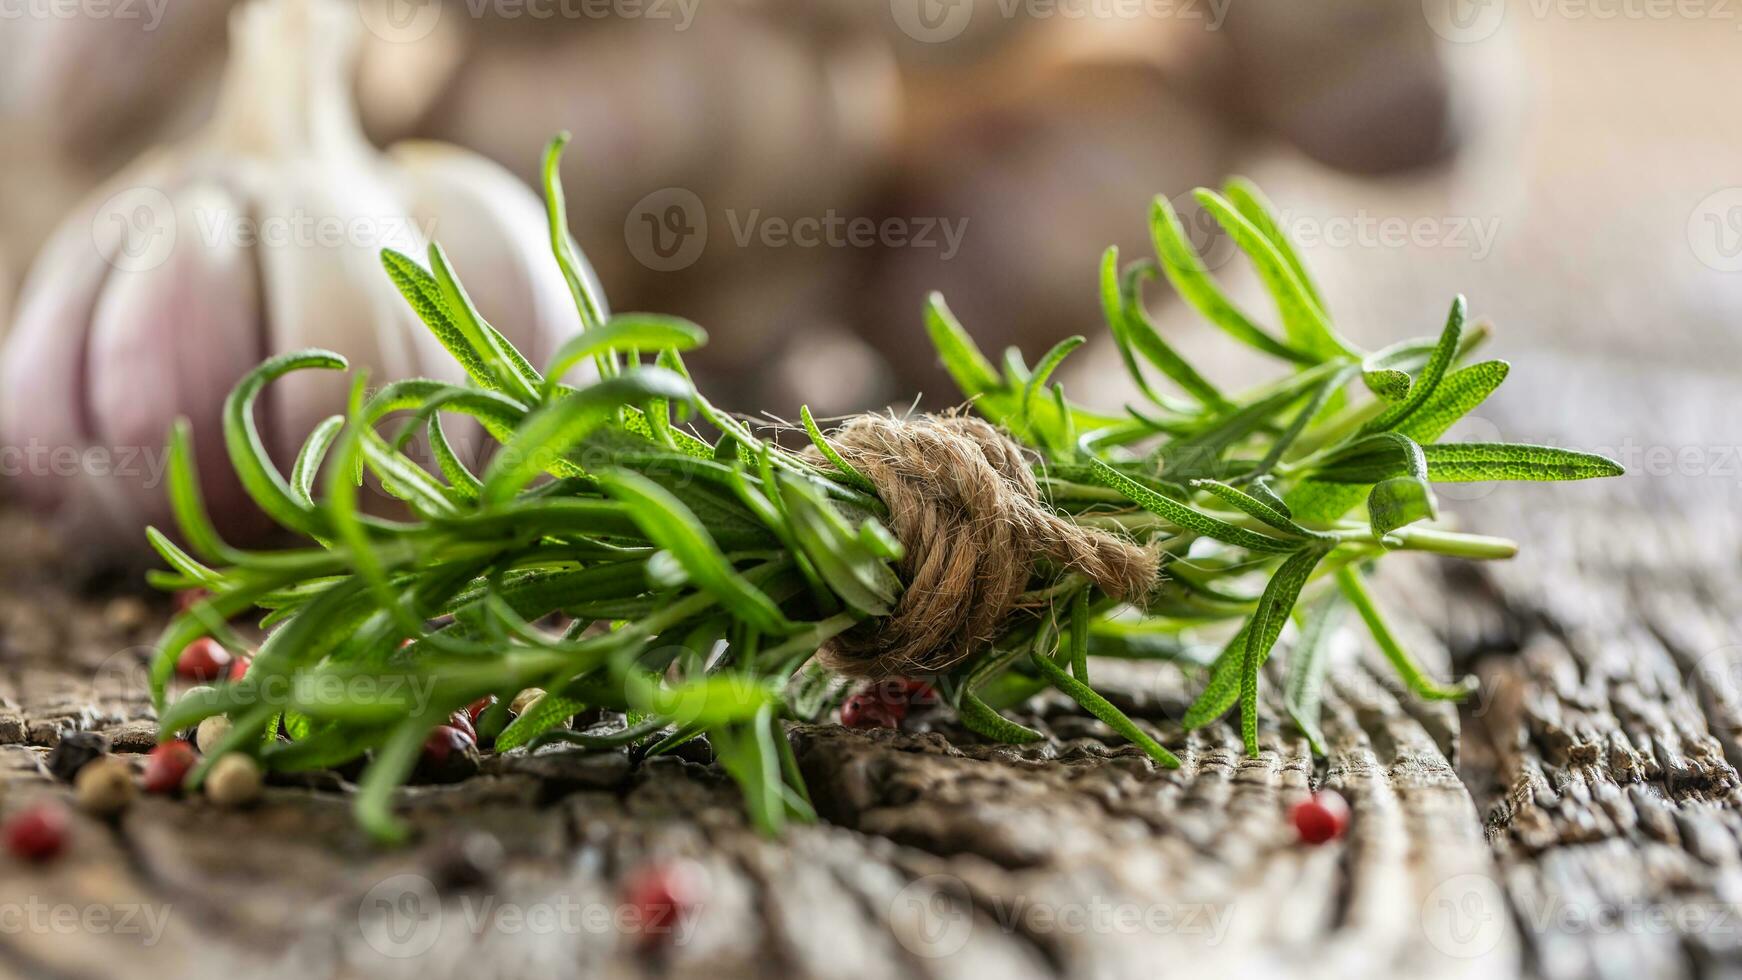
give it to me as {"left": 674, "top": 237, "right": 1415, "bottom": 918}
{"left": 510, "top": 689, "right": 545, "bottom": 718}
{"left": 448, "top": 709, "right": 476, "bottom": 743}
{"left": 227, "top": 655, "right": 251, "bottom": 682}
{"left": 46, "top": 731, "right": 110, "bottom": 783}
{"left": 622, "top": 859, "right": 706, "bottom": 950}
{"left": 174, "top": 588, "right": 208, "bottom": 614}
{"left": 466, "top": 696, "right": 498, "bottom": 725}
{"left": 176, "top": 637, "right": 233, "bottom": 682}
{"left": 839, "top": 692, "right": 900, "bottom": 730}
{"left": 1291, "top": 789, "right": 1351, "bottom": 845}
{"left": 5, "top": 801, "right": 69, "bottom": 862}
{"left": 206, "top": 754, "right": 263, "bottom": 807}
{"left": 75, "top": 757, "right": 136, "bottom": 817}
{"left": 415, "top": 725, "right": 479, "bottom": 784}
{"left": 195, "top": 715, "right": 232, "bottom": 753}
{"left": 142, "top": 741, "right": 198, "bottom": 795}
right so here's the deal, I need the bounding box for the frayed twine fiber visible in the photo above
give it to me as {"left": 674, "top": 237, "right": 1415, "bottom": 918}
{"left": 811, "top": 413, "right": 1159, "bottom": 678}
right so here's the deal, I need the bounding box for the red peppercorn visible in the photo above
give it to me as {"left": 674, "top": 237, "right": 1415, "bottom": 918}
{"left": 5, "top": 801, "right": 69, "bottom": 863}
{"left": 448, "top": 709, "right": 476, "bottom": 742}
{"left": 423, "top": 725, "right": 474, "bottom": 763}
{"left": 143, "top": 741, "right": 198, "bottom": 795}
{"left": 466, "top": 696, "right": 498, "bottom": 725}
{"left": 622, "top": 860, "right": 705, "bottom": 949}
{"left": 840, "top": 693, "right": 900, "bottom": 730}
{"left": 175, "top": 638, "right": 233, "bottom": 682}
{"left": 1291, "top": 790, "right": 1351, "bottom": 844}
{"left": 174, "top": 588, "right": 208, "bottom": 614}
{"left": 228, "top": 655, "right": 251, "bottom": 682}
{"left": 415, "top": 725, "right": 480, "bottom": 784}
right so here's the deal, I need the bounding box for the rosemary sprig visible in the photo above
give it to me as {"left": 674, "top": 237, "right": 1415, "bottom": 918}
{"left": 145, "top": 138, "right": 1623, "bottom": 840}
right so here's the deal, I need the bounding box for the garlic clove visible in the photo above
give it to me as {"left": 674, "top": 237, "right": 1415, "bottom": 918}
{"left": 390, "top": 140, "right": 591, "bottom": 377}
{"left": 84, "top": 180, "right": 268, "bottom": 539}
{"left": 248, "top": 162, "right": 431, "bottom": 459}
{"left": 0, "top": 152, "right": 180, "bottom": 527}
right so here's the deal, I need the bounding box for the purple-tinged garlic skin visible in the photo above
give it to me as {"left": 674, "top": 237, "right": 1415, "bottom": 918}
{"left": 0, "top": 0, "right": 587, "bottom": 559}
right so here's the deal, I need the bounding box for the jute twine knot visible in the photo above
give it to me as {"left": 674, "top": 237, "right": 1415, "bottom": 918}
{"left": 811, "top": 413, "right": 1160, "bottom": 678}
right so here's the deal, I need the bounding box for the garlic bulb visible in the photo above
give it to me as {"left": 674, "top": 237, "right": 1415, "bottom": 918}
{"left": 0, "top": 0, "right": 588, "bottom": 555}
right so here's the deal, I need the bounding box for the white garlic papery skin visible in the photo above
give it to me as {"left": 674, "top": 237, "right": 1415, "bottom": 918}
{"left": 0, "top": 0, "right": 586, "bottom": 555}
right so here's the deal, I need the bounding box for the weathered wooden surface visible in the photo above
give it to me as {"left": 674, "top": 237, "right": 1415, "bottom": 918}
{"left": 1, "top": 342, "right": 1736, "bottom": 980}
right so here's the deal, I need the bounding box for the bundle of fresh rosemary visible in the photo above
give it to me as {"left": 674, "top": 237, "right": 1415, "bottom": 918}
{"left": 147, "top": 135, "right": 1622, "bottom": 841}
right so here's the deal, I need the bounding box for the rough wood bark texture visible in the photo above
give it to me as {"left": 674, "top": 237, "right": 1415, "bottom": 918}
{"left": 0, "top": 342, "right": 1733, "bottom": 980}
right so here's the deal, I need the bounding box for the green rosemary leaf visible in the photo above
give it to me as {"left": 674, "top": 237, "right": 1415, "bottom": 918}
{"left": 1222, "top": 177, "right": 1327, "bottom": 316}
{"left": 1284, "top": 595, "right": 1346, "bottom": 755}
{"left": 356, "top": 713, "right": 440, "bottom": 843}
{"left": 360, "top": 429, "right": 462, "bottom": 517}
{"left": 1030, "top": 648, "right": 1179, "bottom": 767}
{"left": 1181, "top": 624, "right": 1251, "bottom": 729}
{"left": 775, "top": 474, "right": 900, "bottom": 617}
{"left": 1115, "top": 260, "right": 1229, "bottom": 410}
{"left": 595, "top": 470, "right": 792, "bottom": 635}
{"left": 145, "top": 527, "right": 220, "bottom": 588}
{"left": 1020, "top": 335, "right": 1085, "bottom": 428}
{"left": 1337, "top": 566, "right": 1472, "bottom": 701}
{"left": 428, "top": 243, "right": 541, "bottom": 404}
{"left": 1368, "top": 475, "right": 1439, "bottom": 541}
{"left": 541, "top": 134, "right": 609, "bottom": 335}
{"left": 482, "top": 369, "right": 695, "bottom": 502}
{"left": 495, "top": 694, "right": 590, "bottom": 751}
{"left": 1194, "top": 189, "right": 1355, "bottom": 362}
{"left": 224, "top": 349, "right": 347, "bottom": 537}
{"left": 427, "top": 415, "right": 483, "bottom": 502}
{"left": 925, "top": 292, "right": 1001, "bottom": 395}
{"left": 1239, "top": 545, "right": 1332, "bottom": 754}
{"left": 1069, "top": 590, "right": 1089, "bottom": 682}
{"left": 1420, "top": 443, "right": 1627, "bottom": 482}
{"left": 1100, "top": 247, "right": 1177, "bottom": 412}
{"left": 543, "top": 313, "right": 706, "bottom": 394}
{"left": 799, "top": 405, "right": 876, "bottom": 495}
{"left": 1149, "top": 195, "right": 1314, "bottom": 365}
{"left": 1360, "top": 296, "right": 1466, "bottom": 437}
{"left": 379, "top": 249, "right": 500, "bottom": 390}
{"left": 1189, "top": 479, "right": 1323, "bottom": 539}
{"left": 1245, "top": 479, "right": 1291, "bottom": 517}
{"left": 957, "top": 690, "right": 1044, "bottom": 744}
{"left": 1085, "top": 457, "right": 1299, "bottom": 554}
{"left": 624, "top": 670, "right": 780, "bottom": 728}
{"left": 1395, "top": 360, "right": 1510, "bottom": 442}
{"left": 291, "top": 415, "right": 345, "bottom": 508}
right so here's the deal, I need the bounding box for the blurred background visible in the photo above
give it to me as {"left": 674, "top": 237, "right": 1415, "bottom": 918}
{"left": 2, "top": 0, "right": 1741, "bottom": 555}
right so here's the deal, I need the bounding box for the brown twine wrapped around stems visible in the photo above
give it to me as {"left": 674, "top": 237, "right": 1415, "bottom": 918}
{"left": 810, "top": 413, "right": 1160, "bottom": 678}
